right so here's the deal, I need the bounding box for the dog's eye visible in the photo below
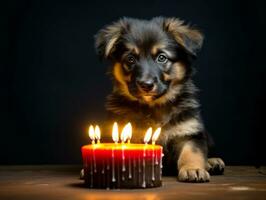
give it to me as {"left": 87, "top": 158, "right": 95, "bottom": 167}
{"left": 156, "top": 54, "right": 168, "bottom": 64}
{"left": 126, "top": 55, "right": 136, "bottom": 64}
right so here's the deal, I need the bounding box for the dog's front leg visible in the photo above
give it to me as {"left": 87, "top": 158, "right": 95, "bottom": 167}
{"left": 177, "top": 140, "right": 210, "bottom": 182}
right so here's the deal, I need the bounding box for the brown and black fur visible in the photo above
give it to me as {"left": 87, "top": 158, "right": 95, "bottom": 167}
{"left": 95, "top": 17, "right": 225, "bottom": 182}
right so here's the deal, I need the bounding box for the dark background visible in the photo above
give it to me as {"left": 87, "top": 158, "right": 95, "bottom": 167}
{"left": 1, "top": 0, "right": 265, "bottom": 165}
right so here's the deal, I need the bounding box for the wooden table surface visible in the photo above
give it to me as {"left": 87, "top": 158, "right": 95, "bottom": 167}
{"left": 0, "top": 165, "right": 265, "bottom": 200}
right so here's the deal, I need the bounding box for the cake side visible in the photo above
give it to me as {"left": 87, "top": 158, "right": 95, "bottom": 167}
{"left": 82, "top": 144, "right": 163, "bottom": 189}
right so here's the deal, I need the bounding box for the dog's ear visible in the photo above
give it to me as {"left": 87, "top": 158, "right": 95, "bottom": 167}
{"left": 155, "top": 17, "right": 204, "bottom": 56}
{"left": 95, "top": 18, "right": 129, "bottom": 59}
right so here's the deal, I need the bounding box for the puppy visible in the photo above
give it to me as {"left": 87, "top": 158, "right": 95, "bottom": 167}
{"left": 95, "top": 17, "right": 225, "bottom": 182}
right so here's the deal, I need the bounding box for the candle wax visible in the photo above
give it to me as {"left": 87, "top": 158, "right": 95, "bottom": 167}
{"left": 81, "top": 143, "right": 163, "bottom": 189}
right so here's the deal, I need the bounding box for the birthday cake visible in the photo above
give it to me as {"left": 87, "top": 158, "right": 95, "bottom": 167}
{"left": 81, "top": 123, "right": 163, "bottom": 189}
{"left": 82, "top": 143, "right": 163, "bottom": 189}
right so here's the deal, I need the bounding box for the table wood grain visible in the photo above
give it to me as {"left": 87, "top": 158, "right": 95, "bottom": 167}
{"left": 0, "top": 165, "right": 265, "bottom": 200}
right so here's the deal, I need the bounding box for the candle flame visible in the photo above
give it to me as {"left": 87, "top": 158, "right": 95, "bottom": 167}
{"left": 112, "top": 122, "right": 119, "bottom": 143}
{"left": 95, "top": 125, "right": 101, "bottom": 140}
{"left": 121, "top": 122, "right": 132, "bottom": 143}
{"left": 152, "top": 127, "right": 161, "bottom": 144}
{"left": 144, "top": 127, "right": 152, "bottom": 144}
{"left": 128, "top": 124, "right": 132, "bottom": 141}
{"left": 88, "top": 125, "right": 95, "bottom": 140}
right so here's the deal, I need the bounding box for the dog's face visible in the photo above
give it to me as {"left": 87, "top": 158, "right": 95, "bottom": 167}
{"left": 95, "top": 17, "right": 203, "bottom": 105}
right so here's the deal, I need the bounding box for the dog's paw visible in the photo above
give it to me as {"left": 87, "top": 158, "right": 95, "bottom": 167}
{"left": 178, "top": 167, "right": 210, "bottom": 183}
{"left": 207, "top": 157, "right": 225, "bottom": 175}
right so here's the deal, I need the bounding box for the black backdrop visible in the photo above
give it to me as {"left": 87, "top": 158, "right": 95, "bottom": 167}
{"left": 1, "top": 0, "right": 265, "bottom": 165}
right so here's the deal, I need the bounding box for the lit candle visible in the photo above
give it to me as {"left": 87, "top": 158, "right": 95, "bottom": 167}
{"left": 127, "top": 123, "right": 132, "bottom": 144}
{"left": 112, "top": 122, "right": 119, "bottom": 144}
{"left": 111, "top": 123, "right": 118, "bottom": 183}
{"left": 88, "top": 125, "right": 95, "bottom": 144}
{"left": 142, "top": 127, "right": 153, "bottom": 188}
{"left": 152, "top": 127, "right": 161, "bottom": 145}
{"left": 95, "top": 125, "right": 101, "bottom": 144}
{"left": 151, "top": 127, "right": 161, "bottom": 181}
{"left": 120, "top": 122, "right": 132, "bottom": 144}
{"left": 143, "top": 127, "right": 152, "bottom": 144}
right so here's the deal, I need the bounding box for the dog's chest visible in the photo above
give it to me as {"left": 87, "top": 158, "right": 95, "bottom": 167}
{"left": 120, "top": 105, "right": 174, "bottom": 128}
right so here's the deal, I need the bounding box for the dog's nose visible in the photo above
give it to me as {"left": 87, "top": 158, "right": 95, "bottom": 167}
{"left": 136, "top": 79, "right": 154, "bottom": 92}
